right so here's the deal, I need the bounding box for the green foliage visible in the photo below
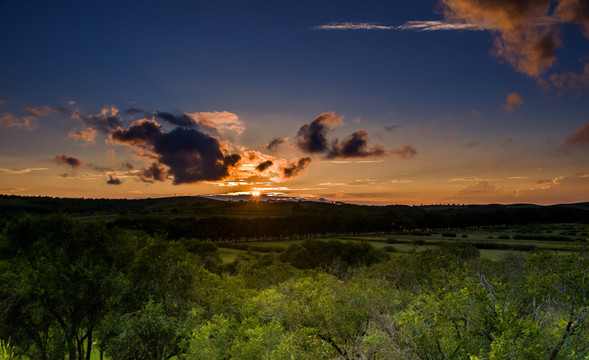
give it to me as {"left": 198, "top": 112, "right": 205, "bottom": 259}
{"left": 0, "top": 340, "right": 14, "bottom": 360}
{"left": 100, "top": 300, "right": 189, "bottom": 360}
{"left": 2, "top": 213, "right": 589, "bottom": 359}
{"left": 278, "top": 239, "right": 387, "bottom": 273}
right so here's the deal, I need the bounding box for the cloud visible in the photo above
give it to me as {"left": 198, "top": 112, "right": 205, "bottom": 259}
{"left": 516, "top": 176, "right": 564, "bottom": 195}
{"left": 140, "top": 162, "right": 168, "bottom": 182}
{"left": 255, "top": 160, "right": 273, "bottom": 172}
{"left": 25, "top": 105, "right": 64, "bottom": 117}
{"left": 500, "top": 92, "right": 524, "bottom": 112}
{"left": 395, "top": 20, "right": 485, "bottom": 31}
{"left": 110, "top": 119, "right": 242, "bottom": 184}
{"left": 282, "top": 157, "right": 312, "bottom": 178}
{"left": 0, "top": 105, "right": 62, "bottom": 131}
{"left": 73, "top": 105, "right": 122, "bottom": 133}
{"left": 327, "top": 130, "right": 386, "bottom": 159}
{"left": 472, "top": 109, "right": 482, "bottom": 117}
{"left": 448, "top": 180, "right": 505, "bottom": 200}
{"left": 106, "top": 175, "right": 122, "bottom": 185}
{"left": 67, "top": 128, "right": 97, "bottom": 144}
{"left": 562, "top": 123, "right": 589, "bottom": 150}
{"left": 314, "top": 22, "right": 396, "bottom": 30}
{"left": 54, "top": 154, "right": 82, "bottom": 168}
{"left": 266, "top": 137, "right": 288, "bottom": 151}
{"left": 0, "top": 167, "right": 48, "bottom": 174}
{"left": 384, "top": 125, "right": 402, "bottom": 132}
{"left": 0, "top": 113, "right": 35, "bottom": 131}
{"left": 393, "top": 144, "right": 418, "bottom": 159}
{"left": 554, "top": 0, "right": 589, "bottom": 37}
{"left": 442, "top": 0, "right": 562, "bottom": 77}
{"left": 295, "top": 112, "right": 343, "bottom": 153}
{"left": 186, "top": 111, "right": 245, "bottom": 135}
{"left": 551, "top": 62, "right": 589, "bottom": 90}
{"left": 314, "top": 20, "right": 484, "bottom": 31}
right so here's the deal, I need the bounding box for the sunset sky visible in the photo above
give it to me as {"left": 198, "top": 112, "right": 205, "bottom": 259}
{"left": 1, "top": 0, "right": 588, "bottom": 205}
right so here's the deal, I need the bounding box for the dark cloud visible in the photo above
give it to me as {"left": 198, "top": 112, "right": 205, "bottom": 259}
{"left": 75, "top": 110, "right": 123, "bottom": 133}
{"left": 295, "top": 112, "right": 343, "bottom": 153}
{"left": 256, "top": 160, "right": 273, "bottom": 172}
{"left": 140, "top": 162, "right": 168, "bottom": 182}
{"left": 54, "top": 154, "right": 82, "bottom": 168}
{"left": 282, "top": 157, "right": 312, "bottom": 178}
{"left": 266, "top": 137, "right": 288, "bottom": 151}
{"left": 155, "top": 111, "right": 196, "bottom": 128}
{"left": 124, "top": 108, "right": 150, "bottom": 116}
{"left": 110, "top": 119, "right": 162, "bottom": 146}
{"left": 121, "top": 162, "right": 133, "bottom": 169}
{"left": 327, "top": 130, "right": 386, "bottom": 159}
{"left": 111, "top": 119, "right": 242, "bottom": 184}
{"left": 106, "top": 176, "right": 122, "bottom": 185}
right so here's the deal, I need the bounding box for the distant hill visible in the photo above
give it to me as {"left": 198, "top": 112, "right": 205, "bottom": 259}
{"left": 1, "top": 195, "right": 588, "bottom": 237}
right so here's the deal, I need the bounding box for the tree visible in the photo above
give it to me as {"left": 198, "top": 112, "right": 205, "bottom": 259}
{"left": 0, "top": 214, "right": 125, "bottom": 360}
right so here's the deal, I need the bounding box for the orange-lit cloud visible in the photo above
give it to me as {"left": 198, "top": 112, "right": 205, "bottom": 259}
{"left": 442, "top": 0, "right": 560, "bottom": 77}
{"left": 185, "top": 111, "right": 245, "bottom": 135}
{"left": 0, "top": 113, "right": 36, "bottom": 131}
{"left": 554, "top": 0, "right": 589, "bottom": 37}
{"left": 500, "top": 92, "right": 524, "bottom": 112}
{"left": 25, "top": 105, "right": 63, "bottom": 117}
{"left": 516, "top": 175, "right": 564, "bottom": 195}
{"left": 0, "top": 167, "right": 48, "bottom": 174}
{"left": 447, "top": 180, "right": 505, "bottom": 201}
{"left": 441, "top": 0, "right": 589, "bottom": 79}
{"left": 67, "top": 128, "right": 97, "bottom": 144}
{"left": 0, "top": 105, "right": 62, "bottom": 131}
{"left": 551, "top": 62, "right": 589, "bottom": 90}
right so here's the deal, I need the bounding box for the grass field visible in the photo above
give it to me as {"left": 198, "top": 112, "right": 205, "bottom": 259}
{"left": 216, "top": 223, "right": 589, "bottom": 261}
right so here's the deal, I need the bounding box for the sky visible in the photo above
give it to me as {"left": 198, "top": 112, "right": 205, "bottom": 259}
{"left": 1, "top": 0, "right": 588, "bottom": 205}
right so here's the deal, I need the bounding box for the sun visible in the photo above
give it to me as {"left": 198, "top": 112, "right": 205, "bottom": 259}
{"left": 250, "top": 190, "right": 261, "bottom": 197}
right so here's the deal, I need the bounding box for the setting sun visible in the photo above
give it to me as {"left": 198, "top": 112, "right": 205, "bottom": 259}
{"left": 250, "top": 190, "right": 261, "bottom": 197}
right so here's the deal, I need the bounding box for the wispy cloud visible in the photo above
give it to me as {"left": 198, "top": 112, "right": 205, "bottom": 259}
{"left": 0, "top": 167, "right": 48, "bottom": 174}
{"left": 314, "top": 20, "right": 484, "bottom": 31}
{"left": 396, "top": 20, "right": 485, "bottom": 31}
{"left": 314, "top": 22, "right": 396, "bottom": 30}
